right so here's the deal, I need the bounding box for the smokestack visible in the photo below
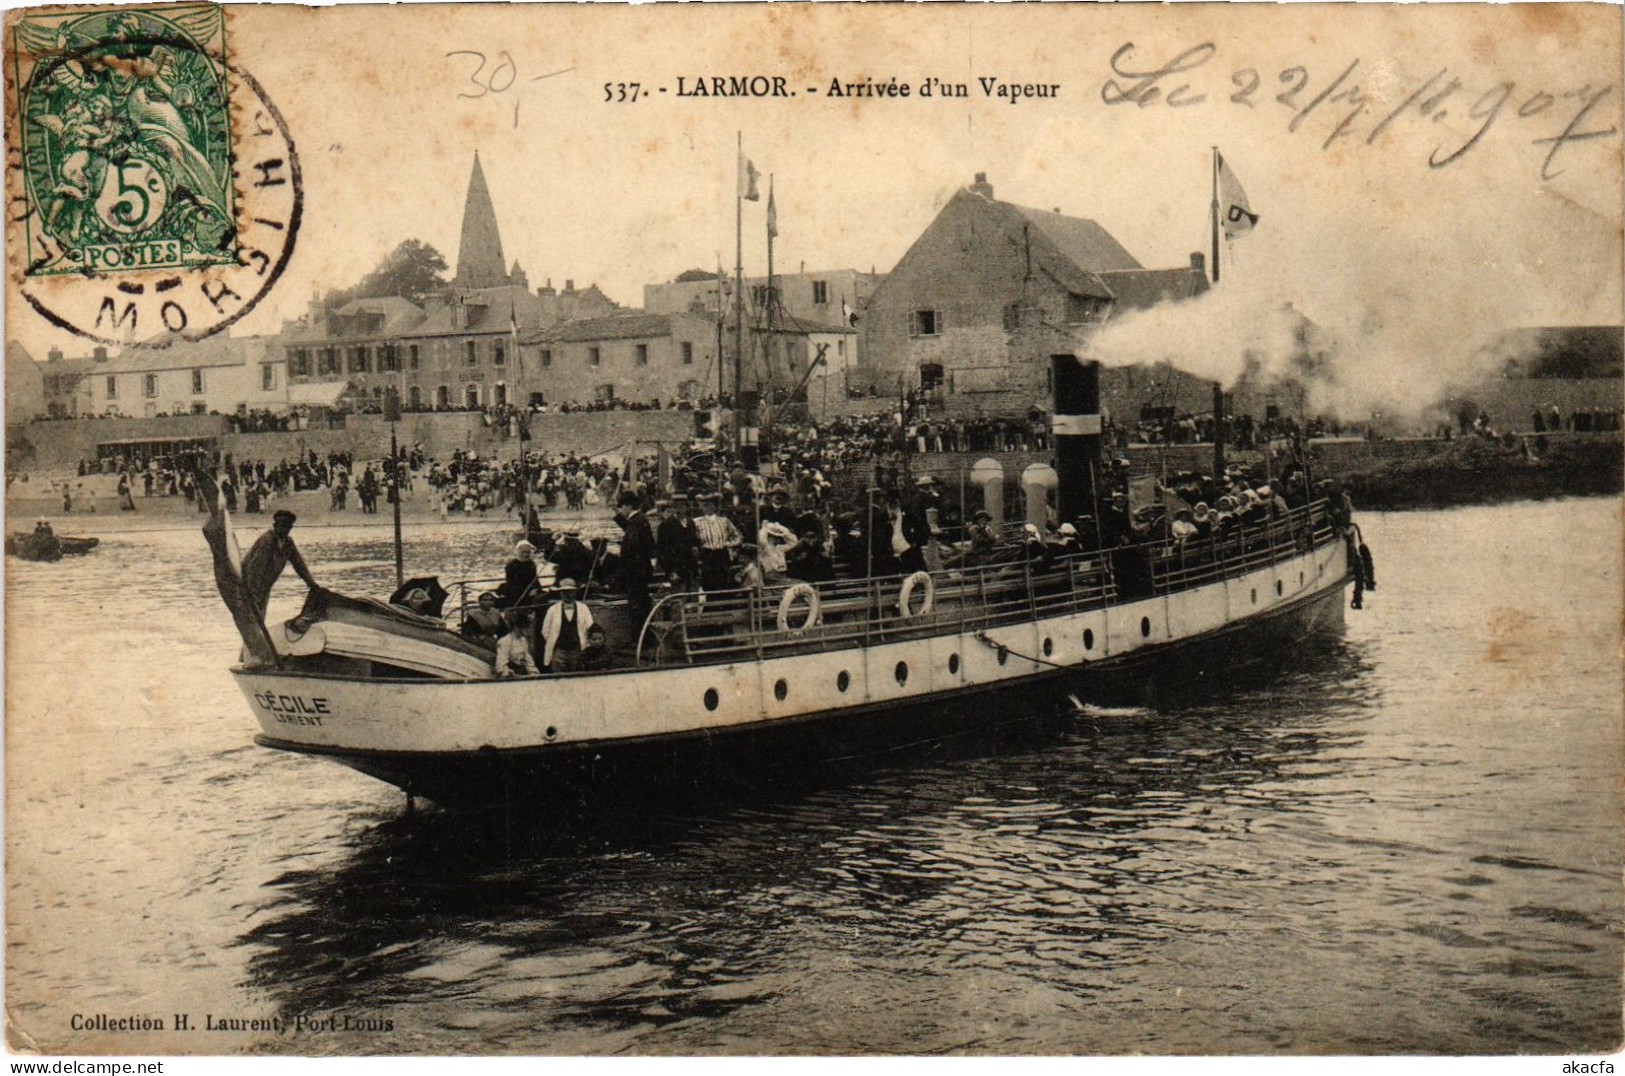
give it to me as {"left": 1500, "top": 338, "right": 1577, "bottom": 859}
{"left": 1212, "top": 382, "right": 1226, "bottom": 482}
{"left": 1050, "top": 355, "right": 1101, "bottom": 523}
{"left": 1190, "top": 251, "right": 1206, "bottom": 276}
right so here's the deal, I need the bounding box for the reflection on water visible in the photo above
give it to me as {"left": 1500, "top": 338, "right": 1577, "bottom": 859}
{"left": 6, "top": 502, "right": 1622, "bottom": 1055}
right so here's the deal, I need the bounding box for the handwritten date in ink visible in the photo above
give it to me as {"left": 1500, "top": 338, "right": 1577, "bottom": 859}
{"left": 1102, "top": 42, "right": 1618, "bottom": 179}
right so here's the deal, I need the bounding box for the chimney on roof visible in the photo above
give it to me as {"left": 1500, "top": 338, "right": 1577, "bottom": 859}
{"left": 47, "top": 347, "right": 63, "bottom": 363}
{"left": 93, "top": 346, "right": 108, "bottom": 362}
{"left": 564, "top": 279, "right": 575, "bottom": 294}
{"left": 970, "top": 172, "right": 994, "bottom": 199}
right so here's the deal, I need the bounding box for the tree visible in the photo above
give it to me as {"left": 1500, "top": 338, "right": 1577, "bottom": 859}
{"left": 674, "top": 268, "right": 722, "bottom": 283}
{"left": 326, "top": 240, "right": 449, "bottom": 307}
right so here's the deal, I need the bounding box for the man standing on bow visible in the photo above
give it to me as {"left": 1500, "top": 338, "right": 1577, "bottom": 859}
{"left": 242, "top": 509, "right": 318, "bottom": 618}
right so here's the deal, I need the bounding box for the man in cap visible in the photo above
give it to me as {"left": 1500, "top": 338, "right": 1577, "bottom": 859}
{"left": 899, "top": 474, "right": 940, "bottom": 573}
{"left": 550, "top": 528, "right": 595, "bottom": 587}
{"left": 497, "top": 539, "right": 540, "bottom": 610}
{"left": 540, "top": 578, "right": 595, "bottom": 672}
{"left": 242, "top": 509, "right": 318, "bottom": 618}
{"left": 614, "top": 490, "right": 657, "bottom": 624}
{"left": 693, "top": 491, "right": 742, "bottom": 591}
{"left": 967, "top": 508, "right": 999, "bottom": 562}
{"left": 657, "top": 493, "right": 699, "bottom": 590}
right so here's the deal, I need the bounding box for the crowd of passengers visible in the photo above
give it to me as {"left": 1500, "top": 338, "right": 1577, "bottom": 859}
{"left": 446, "top": 450, "right": 1349, "bottom": 676}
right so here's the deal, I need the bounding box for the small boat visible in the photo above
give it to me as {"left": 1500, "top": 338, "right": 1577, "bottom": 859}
{"left": 6, "top": 527, "right": 98, "bottom": 562}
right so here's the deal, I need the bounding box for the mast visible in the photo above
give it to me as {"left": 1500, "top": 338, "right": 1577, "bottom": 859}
{"left": 1210, "top": 146, "right": 1221, "bottom": 285}
{"left": 734, "top": 132, "right": 745, "bottom": 446}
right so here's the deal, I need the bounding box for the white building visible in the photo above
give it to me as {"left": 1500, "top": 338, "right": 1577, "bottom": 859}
{"left": 89, "top": 335, "right": 287, "bottom": 417}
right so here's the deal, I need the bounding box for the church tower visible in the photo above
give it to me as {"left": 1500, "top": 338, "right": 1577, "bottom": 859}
{"left": 453, "top": 152, "right": 511, "bottom": 289}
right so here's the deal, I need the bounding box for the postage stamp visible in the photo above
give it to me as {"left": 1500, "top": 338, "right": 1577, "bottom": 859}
{"left": 4, "top": 2, "right": 300, "bottom": 347}
{"left": 11, "top": 4, "right": 237, "bottom": 276}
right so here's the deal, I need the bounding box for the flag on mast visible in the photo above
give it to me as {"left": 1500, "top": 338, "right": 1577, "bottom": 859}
{"left": 766, "top": 181, "right": 777, "bottom": 238}
{"left": 738, "top": 154, "right": 761, "bottom": 202}
{"left": 1216, "top": 152, "right": 1259, "bottom": 241}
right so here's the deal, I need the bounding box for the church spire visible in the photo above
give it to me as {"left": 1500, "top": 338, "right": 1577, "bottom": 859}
{"left": 454, "top": 151, "right": 509, "bottom": 289}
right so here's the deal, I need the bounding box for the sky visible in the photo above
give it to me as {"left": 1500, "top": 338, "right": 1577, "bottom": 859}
{"left": 5, "top": 2, "right": 1621, "bottom": 420}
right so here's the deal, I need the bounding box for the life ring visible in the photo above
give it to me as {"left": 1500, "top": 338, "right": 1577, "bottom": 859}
{"left": 898, "top": 571, "right": 935, "bottom": 617}
{"left": 776, "top": 583, "right": 822, "bottom": 635}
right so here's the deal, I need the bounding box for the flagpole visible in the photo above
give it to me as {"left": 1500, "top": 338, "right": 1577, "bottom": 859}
{"left": 1210, "top": 146, "right": 1221, "bottom": 285}
{"left": 734, "top": 132, "right": 745, "bottom": 460}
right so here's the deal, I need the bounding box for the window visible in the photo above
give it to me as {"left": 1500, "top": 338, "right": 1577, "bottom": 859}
{"left": 348, "top": 347, "right": 369, "bottom": 374}
{"left": 435, "top": 385, "right": 450, "bottom": 408}
{"left": 595, "top": 383, "right": 615, "bottom": 402}
{"left": 635, "top": 344, "right": 649, "bottom": 366}
{"left": 288, "top": 349, "right": 307, "bottom": 377}
{"left": 379, "top": 345, "right": 397, "bottom": 372}
{"left": 540, "top": 348, "right": 552, "bottom": 368}
{"left": 319, "top": 348, "right": 339, "bottom": 375}
{"left": 466, "top": 340, "right": 478, "bottom": 366}
{"left": 142, "top": 374, "right": 157, "bottom": 398}
{"left": 494, "top": 342, "right": 506, "bottom": 367}
{"left": 191, "top": 402, "right": 208, "bottom": 415}
{"left": 263, "top": 365, "right": 275, "bottom": 390}
{"left": 1066, "top": 294, "right": 1104, "bottom": 324}
{"left": 191, "top": 369, "right": 205, "bottom": 394}
{"left": 681, "top": 341, "right": 694, "bottom": 366}
{"left": 464, "top": 384, "right": 481, "bottom": 409}
{"left": 812, "top": 280, "right": 829, "bottom": 305}
{"left": 588, "top": 346, "right": 601, "bottom": 367}
{"left": 1003, "top": 303, "right": 1021, "bottom": 332}
{"left": 910, "top": 309, "right": 941, "bottom": 336}
{"left": 408, "top": 386, "right": 422, "bottom": 409}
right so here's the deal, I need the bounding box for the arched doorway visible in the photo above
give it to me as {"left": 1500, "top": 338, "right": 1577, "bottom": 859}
{"left": 464, "top": 384, "right": 481, "bottom": 409}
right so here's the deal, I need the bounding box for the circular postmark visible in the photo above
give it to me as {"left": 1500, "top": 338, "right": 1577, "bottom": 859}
{"left": 6, "top": 5, "right": 301, "bottom": 348}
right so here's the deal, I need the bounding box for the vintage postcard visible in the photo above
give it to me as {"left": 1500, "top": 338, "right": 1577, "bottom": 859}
{"left": 3, "top": 0, "right": 1621, "bottom": 1063}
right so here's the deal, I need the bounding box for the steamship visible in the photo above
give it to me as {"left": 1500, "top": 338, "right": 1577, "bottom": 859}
{"left": 217, "top": 358, "right": 1355, "bottom": 806}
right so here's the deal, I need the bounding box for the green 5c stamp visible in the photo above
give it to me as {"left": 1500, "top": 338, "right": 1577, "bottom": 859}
{"left": 7, "top": 3, "right": 300, "bottom": 347}
{"left": 13, "top": 4, "right": 236, "bottom": 275}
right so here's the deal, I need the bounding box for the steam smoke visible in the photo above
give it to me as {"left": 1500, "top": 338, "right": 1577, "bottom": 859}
{"left": 1083, "top": 190, "right": 1621, "bottom": 425}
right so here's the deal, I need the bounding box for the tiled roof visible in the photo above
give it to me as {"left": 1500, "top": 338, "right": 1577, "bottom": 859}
{"left": 763, "top": 312, "right": 857, "bottom": 335}
{"left": 1009, "top": 203, "right": 1144, "bottom": 274}
{"left": 529, "top": 313, "right": 675, "bottom": 345}
{"left": 1098, "top": 268, "right": 1208, "bottom": 311}
{"left": 99, "top": 335, "right": 269, "bottom": 373}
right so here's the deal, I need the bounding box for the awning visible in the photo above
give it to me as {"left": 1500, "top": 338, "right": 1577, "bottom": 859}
{"left": 286, "top": 381, "right": 351, "bottom": 407}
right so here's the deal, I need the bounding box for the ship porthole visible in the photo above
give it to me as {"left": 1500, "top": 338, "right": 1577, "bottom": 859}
{"left": 1083, "top": 629, "right": 1095, "bottom": 650}
{"left": 1043, "top": 637, "right": 1054, "bottom": 657}
{"left": 1140, "top": 616, "right": 1151, "bottom": 638}
{"left": 1276, "top": 580, "right": 1284, "bottom": 596}
{"left": 1251, "top": 588, "right": 1258, "bottom": 605}
{"left": 948, "top": 653, "right": 960, "bottom": 675}
{"left": 837, "top": 670, "right": 851, "bottom": 693}
{"left": 774, "top": 678, "right": 788, "bottom": 702}
{"left": 545, "top": 726, "right": 558, "bottom": 741}
{"left": 704, "top": 688, "right": 720, "bottom": 711}
{"left": 997, "top": 647, "right": 1008, "bottom": 666}
{"left": 895, "top": 661, "right": 909, "bottom": 686}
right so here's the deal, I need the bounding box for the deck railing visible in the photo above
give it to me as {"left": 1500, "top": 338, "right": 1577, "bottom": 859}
{"left": 444, "top": 501, "right": 1344, "bottom": 671}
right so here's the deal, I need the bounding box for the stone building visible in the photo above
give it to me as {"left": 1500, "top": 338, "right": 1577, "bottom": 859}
{"left": 281, "top": 153, "right": 621, "bottom": 412}
{"left": 5, "top": 341, "right": 46, "bottom": 426}
{"left": 37, "top": 345, "right": 104, "bottom": 418}
{"left": 858, "top": 173, "right": 1208, "bottom": 414}
{"left": 85, "top": 335, "right": 285, "bottom": 417}
{"left": 644, "top": 268, "right": 881, "bottom": 330}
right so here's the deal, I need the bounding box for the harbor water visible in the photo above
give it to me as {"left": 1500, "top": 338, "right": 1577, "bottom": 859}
{"left": 5, "top": 498, "right": 1621, "bottom": 1055}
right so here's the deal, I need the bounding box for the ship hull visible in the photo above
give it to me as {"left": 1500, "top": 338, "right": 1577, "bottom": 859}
{"left": 244, "top": 543, "right": 1350, "bottom": 807}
